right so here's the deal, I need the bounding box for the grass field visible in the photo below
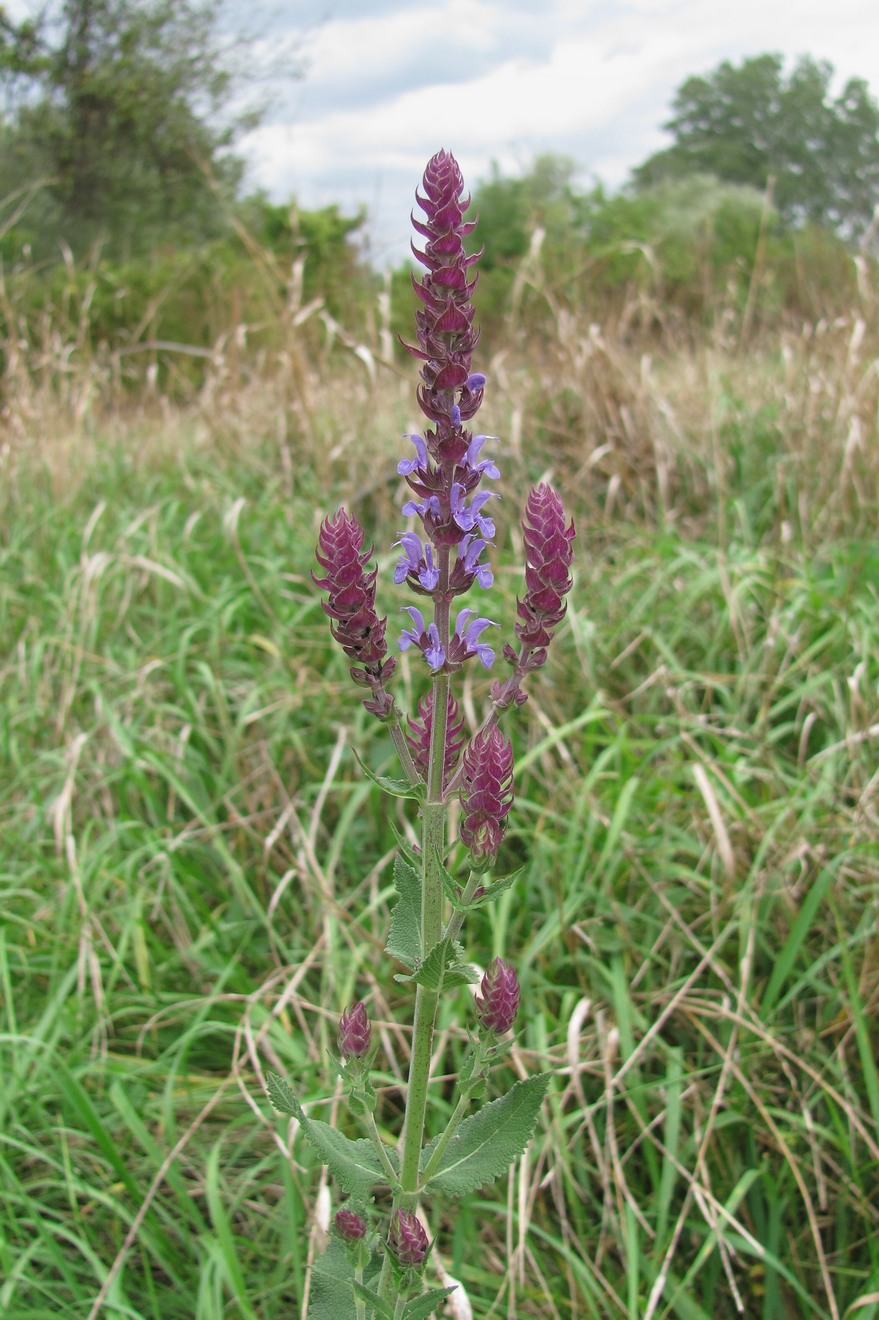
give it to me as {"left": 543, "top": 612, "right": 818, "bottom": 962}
{"left": 2, "top": 277, "right": 879, "bottom": 1318}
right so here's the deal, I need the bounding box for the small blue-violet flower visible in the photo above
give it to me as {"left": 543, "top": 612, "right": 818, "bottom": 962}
{"left": 457, "top": 534, "right": 494, "bottom": 589}
{"left": 450, "top": 485, "right": 496, "bottom": 539}
{"left": 452, "top": 608, "right": 496, "bottom": 668}
{"left": 397, "top": 433, "right": 430, "bottom": 476}
{"left": 393, "top": 533, "right": 439, "bottom": 591}
{"left": 399, "top": 606, "right": 446, "bottom": 669}
{"left": 465, "top": 434, "right": 500, "bottom": 479}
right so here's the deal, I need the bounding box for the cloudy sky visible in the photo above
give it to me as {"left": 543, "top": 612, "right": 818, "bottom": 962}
{"left": 235, "top": 0, "right": 879, "bottom": 264}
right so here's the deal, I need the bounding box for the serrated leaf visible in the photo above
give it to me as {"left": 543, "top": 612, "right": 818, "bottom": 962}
{"left": 442, "top": 962, "right": 480, "bottom": 987}
{"left": 469, "top": 866, "right": 526, "bottom": 907}
{"left": 266, "top": 1072, "right": 392, "bottom": 1195}
{"left": 386, "top": 853, "right": 422, "bottom": 968}
{"left": 438, "top": 855, "right": 468, "bottom": 911}
{"left": 394, "top": 937, "right": 450, "bottom": 990}
{"left": 388, "top": 821, "right": 421, "bottom": 870}
{"left": 308, "top": 1240, "right": 382, "bottom": 1320}
{"left": 421, "top": 1073, "right": 551, "bottom": 1198}
{"left": 266, "top": 1070, "right": 298, "bottom": 1115}
{"left": 354, "top": 751, "right": 426, "bottom": 801}
{"left": 395, "top": 937, "right": 479, "bottom": 990}
{"left": 402, "top": 1287, "right": 458, "bottom": 1319}
{"left": 351, "top": 1282, "right": 396, "bottom": 1319}
{"left": 307, "top": 1240, "right": 358, "bottom": 1320}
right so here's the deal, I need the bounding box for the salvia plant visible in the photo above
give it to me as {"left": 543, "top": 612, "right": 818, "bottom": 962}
{"left": 265, "top": 149, "right": 575, "bottom": 1319}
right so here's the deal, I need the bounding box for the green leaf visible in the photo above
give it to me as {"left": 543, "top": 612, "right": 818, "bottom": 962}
{"left": 395, "top": 937, "right": 479, "bottom": 990}
{"left": 266, "top": 1070, "right": 299, "bottom": 1115}
{"left": 352, "top": 1282, "right": 395, "bottom": 1319}
{"left": 266, "top": 1072, "right": 392, "bottom": 1196}
{"left": 421, "top": 1073, "right": 551, "bottom": 1198}
{"left": 388, "top": 822, "right": 421, "bottom": 871}
{"left": 469, "top": 866, "right": 526, "bottom": 907}
{"left": 442, "top": 961, "right": 480, "bottom": 988}
{"left": 307, "top": 1239, "right": 358, "bottom": 1320}
{"left": 308, "top": 1239, "right": 383, "bottom": 1320}
{"left": 386, "top": 854, "right": 422, "bottom": 968}
{"left": 394, "top": 937, "right": 449, "bottom": 990}
{"left": 437, "top": 855, "right": 468, "bottom": 911}
{"left": 402, "top": 1287, "right": 458, "bottom": 1319}
{"left": 354, "top": 751, "right": 426, "bottom": 801}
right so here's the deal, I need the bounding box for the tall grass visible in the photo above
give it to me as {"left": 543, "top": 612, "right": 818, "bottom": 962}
{"left": 2, "top": 234, "right": 878, "bottom": 1317}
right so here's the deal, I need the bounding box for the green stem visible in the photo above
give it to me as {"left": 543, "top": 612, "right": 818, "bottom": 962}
{"left": 393, "top": 1293, "right": 407, "bottom": 1320}
{"left": 398, "top": 552, "right": 451, "bottom": 1200}
{"left": 377, "top": 1251, "right": 394, "bottom": 1305}
{"left": 354, "top": 1258, "right": 367, "bottom": 1320}
{"left": 398, "top": 981, "right": 440, "bottom": 1198}
{"left": 420, "top": 1084, "right": 473, "bottom": 1187}
{"left": 385, "top": 703, "right": 422, "bottom": 786}
{"left": 365, "top": 1112, "right": 400, "bottom": 1189}
{"left": 443, "top": 868, "right": 485, "bottom": 945}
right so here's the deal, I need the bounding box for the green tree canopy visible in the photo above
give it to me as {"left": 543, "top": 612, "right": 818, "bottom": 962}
{"left": 0, "top": 0, "right": 262, "bottom": 259}
{"left": 633, "top": 53, "right": 879, "bottom": 237}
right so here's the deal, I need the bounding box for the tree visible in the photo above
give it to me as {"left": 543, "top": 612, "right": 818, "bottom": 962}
{"left": 0, "top": 0, "right": 262, "bottom": 258}
{"left": 633, "top": 54, "right": 879, "bottom": 237}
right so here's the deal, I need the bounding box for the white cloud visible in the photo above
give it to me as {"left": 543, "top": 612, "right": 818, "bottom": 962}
{"left": 238, "top": 0, "right": 879, "bottom": 263}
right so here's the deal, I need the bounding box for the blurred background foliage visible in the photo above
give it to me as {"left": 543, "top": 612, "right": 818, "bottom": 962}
{"left": 1, "top": 4, "right": 878, "bottom": 396}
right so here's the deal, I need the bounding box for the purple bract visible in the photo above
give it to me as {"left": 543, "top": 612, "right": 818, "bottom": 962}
{"left": 338, "top": 1002, "right": 372, "bottom": 1060}
{"left": 459, "top": 725, "right": 514, "bottom": 864}
{"left": 475, "top": 957, "right": 520, "bottom": 1035}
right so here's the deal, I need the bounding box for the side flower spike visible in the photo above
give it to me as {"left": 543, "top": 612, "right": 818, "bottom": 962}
{"left": 459, "top": 725, "right": 514, "bottom": 866}
{"left": 338, "top": 1002, "right": 372, "bottom": 1060}
{"left": 406, "top": 689, "right": 465, "bottom": 787}
{"left": 335, "top": 1207, "right": 367, "bottom": 1241}
{"left": 313, "top": 509, "right": 397, "bottom": 719}
{"left": 475, "top": 957, "right": 520, "bottom": 1035}
{"left": 388, "top": 1209, "right": 429, "bottom": 1267}
{"left": 492, "top": 483, "right": 575, "bottom": 709}
{"left": 515, "top": 483, "right": 575, "bottom": 659}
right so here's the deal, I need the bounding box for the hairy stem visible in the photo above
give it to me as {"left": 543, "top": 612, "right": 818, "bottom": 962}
{"left": 398, "top": 552, "right": 451, "bottom": 1199}
{"left": 365, "top": 1112, "right": 400, "bottom": 1189}
{"left": 419, "top": 1084, "right": 473, "bottom": 1188}
{"left": 385, "top": 703, "right": 422, "bottom": 786}
{"left": 443, "top": 868, "right": 485, "bottom": 945}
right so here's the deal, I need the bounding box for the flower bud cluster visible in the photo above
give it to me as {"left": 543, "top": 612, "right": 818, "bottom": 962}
{"left": 393, "top": 148, "right": 497, "bottom": 672}
{"left": 492, "top": 483, "right": 575, "bottom": 709}
{"left": 406, "top": 689, "right": 465, "bottom": 788}
{"left": 338, "top": 1001, "right": 372, "bottom": 1060}
{"left": 335, "top": 1207, "right": 367, "bottom": 1242}
{"left": 388, "top": 1209, "right": 429, "bottom": 1267}
{"left": 313, "top": 511, "right": 396, "bottom": 719}
{"left": 459, "top": 726, "right": 514, "bottom": 866}
{"left": 475, "top": 957, "right": 520, "bottom": 1035}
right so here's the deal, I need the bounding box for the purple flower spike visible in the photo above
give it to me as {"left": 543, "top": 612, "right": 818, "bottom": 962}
{"left": 516, "top": 483, "right": 576, "bottom": 659}
{"left": 388, "top": 1209, "right": 429, "bottom": 1267}
{"left": 313, "top": 510, "right": 397, "bottom": 719}
{"left": 475, "top": 957, "right": 520, "bottom": 1035}
{"left": 404, "top": 150, "right": 482, "bottom": 429}
{"left": 338, "top": 1002, "right": 372, "bottom": 1060}
{"left": 335, "top": 1207, "right": 367, "bottom": 1241}
{"left": 459, "top": 725, "right": 513, "bottom": 863}
{"left": 406, "top": 689, "right": 465, "bottom": 786}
